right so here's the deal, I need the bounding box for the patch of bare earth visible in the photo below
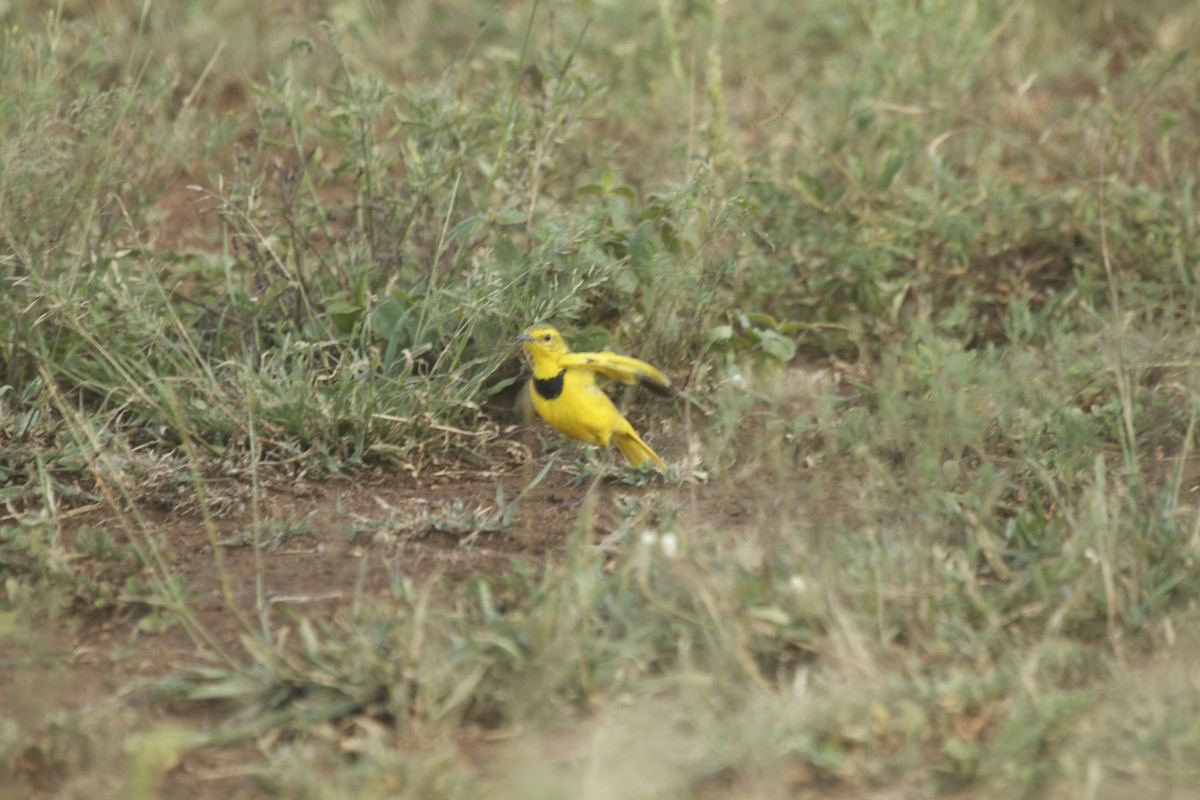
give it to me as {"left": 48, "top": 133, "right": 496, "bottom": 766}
{"left": 1, "top": 462, "right": 751, "bottom": 799}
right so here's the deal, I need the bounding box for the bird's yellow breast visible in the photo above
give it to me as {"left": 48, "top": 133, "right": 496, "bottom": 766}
{"left": 528, "top": 367, "right": 628, "bottom": 446}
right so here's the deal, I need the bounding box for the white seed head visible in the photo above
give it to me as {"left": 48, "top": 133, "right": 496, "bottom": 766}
{"left": 660, "top": 532, "right": 679, "bottom": 559}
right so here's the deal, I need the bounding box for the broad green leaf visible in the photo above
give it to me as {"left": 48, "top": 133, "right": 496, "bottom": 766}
{"left": 705, "top": 324, "right": 734, "bottom": 344}
{"left": 759, "top": 330, "right": 796, "bottom": 363}
{"left": 492, "top": 209, "right": 526, "bottom": 226}
{"left": 878, "top": 149, "right": 904, "bottom": 190}
{"left": 447, "top": 214, "right": 484, "bottom": 242}
{"left": 792, "top": 171, "right": 826, "bottom": 206}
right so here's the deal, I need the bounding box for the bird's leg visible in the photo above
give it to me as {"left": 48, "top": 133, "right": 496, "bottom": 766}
{"left": 562, "top": 440, "right": 599, "bottom": 486}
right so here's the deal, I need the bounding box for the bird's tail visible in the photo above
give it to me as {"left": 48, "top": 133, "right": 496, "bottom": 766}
{"left": 614, "top": 430, "right": 667, "bottom": 470}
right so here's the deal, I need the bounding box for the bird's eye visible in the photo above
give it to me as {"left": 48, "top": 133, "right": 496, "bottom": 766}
{"left": 542, "top": 334, "right": 552, "bottom": 342}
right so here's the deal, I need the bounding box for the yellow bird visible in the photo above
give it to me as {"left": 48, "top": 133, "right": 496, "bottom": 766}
{"left": 517, "top": 325, "right": 670, "bottom": 469}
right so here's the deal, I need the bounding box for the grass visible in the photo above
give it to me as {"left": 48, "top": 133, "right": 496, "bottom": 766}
{"left": 3, "top": 0, "right": 1200, "bottom": 797}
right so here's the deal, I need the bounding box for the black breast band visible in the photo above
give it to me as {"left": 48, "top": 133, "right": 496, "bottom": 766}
{"left": 533, "top": 369, "right": 566, "bottom": 400}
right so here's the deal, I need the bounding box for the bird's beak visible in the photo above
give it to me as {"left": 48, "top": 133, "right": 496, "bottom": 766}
{"left": 517, "top": 332, "right": 533, "bottom": 342}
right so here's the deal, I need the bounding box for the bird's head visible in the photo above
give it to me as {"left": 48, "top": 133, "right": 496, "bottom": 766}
{"left": 518, "top": 325, "right": 569, "bottom": 365}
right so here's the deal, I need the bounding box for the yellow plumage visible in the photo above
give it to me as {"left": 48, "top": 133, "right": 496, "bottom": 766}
{"left": 517, "top": 325, "right": 669, "bottom": 469}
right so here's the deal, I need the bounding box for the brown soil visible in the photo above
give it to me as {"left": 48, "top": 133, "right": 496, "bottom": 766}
{"left": 0, "top": 459, "right": 752, "bottom": 800}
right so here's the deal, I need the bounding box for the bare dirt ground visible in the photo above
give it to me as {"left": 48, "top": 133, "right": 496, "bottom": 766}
{"left": 1, "top": 452, "right": 752, "bottom": 799}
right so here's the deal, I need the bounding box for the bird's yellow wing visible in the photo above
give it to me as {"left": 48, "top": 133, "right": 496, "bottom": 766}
{"left": 559, "top": 351, "right": 672, "bottom": 395}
